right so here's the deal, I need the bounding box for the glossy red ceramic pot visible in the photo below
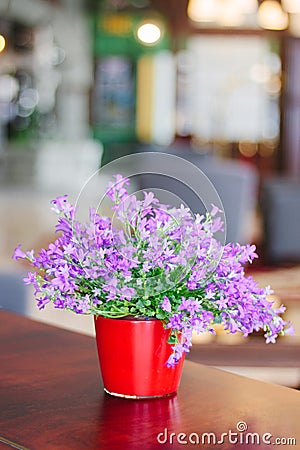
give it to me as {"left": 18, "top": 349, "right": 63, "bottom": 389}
{"left": 94, "top": 316, "right": 185, "bottom": 399}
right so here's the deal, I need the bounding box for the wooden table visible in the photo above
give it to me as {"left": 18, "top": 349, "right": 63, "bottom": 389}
{"left": 1, "top": 311, "right": 300, "bottom": 450}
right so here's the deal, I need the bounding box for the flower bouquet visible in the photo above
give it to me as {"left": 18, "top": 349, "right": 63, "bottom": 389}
{"left": 13, "top": 174, "right": 292, "bottom": 397}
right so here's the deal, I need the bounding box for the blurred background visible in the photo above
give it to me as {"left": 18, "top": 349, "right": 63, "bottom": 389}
{"left": 1, "top": 0, "right": 300, "bottom": 387}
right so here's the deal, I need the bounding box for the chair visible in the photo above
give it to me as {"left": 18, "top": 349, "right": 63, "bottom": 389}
{"left": 137, "top": 149, "right": 258, "bottom": 244}
{"left": 0, "top": 272, "right": 27, "bottom": 315}
{"left": 261, "top": 177, "right": 300, "bottom": 263}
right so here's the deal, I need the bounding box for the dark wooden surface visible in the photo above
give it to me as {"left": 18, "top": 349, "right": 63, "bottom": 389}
{"left": 1, "top": 310, "right": 300, "bottom": 450}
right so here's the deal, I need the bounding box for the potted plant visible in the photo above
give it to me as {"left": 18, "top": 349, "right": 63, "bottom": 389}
{"left": 13, "top": 174, "right": 292, "bottom": 398}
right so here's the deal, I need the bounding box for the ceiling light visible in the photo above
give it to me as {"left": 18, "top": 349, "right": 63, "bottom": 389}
{"left": 136, "top": 22, "right": 161, "bottom": 44}
{"left": 0, "top": 34, "right": 6, "bottom": 53}
{"left": 187, "top": 0, "right": 219, "bottom": 23}
{"left": 257, "top": 0, "right": 289, "bottom": 30}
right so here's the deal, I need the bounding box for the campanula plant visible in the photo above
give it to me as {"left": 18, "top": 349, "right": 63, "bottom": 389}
{"left": 13, "top": 174, "right": 292, "bottom": 366}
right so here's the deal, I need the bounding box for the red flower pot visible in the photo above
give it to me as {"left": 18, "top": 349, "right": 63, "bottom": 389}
{"left": 94, "top": 316, "right": 185, "bottom": 399}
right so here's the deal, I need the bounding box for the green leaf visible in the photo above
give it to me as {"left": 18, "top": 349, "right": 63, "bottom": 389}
{"left": 168, "top": 334, "right": 177, "bottom": 344}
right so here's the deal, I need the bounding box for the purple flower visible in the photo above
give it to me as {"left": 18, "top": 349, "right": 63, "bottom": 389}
{"left": 240, "top": 244, "right": 258, "bottom": 264}
{"left": 24, "top": 272, "right": 37, "bottom": 285}
{"left": 13, "top": 245, "right": 26, "bottom": 260}
{"left": 161, "top": 296, "right": 172, "bottom": 313}
{"left": 54, "top": 298, "right": 66, "bottom": 309}
{"left": 178, "top": 297, "right": 201, "bottom": 315}
{"left": 75, "top": 295, "right": 91, "bottom": 314}
{"left": 37, "top": 297, "right": 51, "bottom": 309}
{"left": 167, "top": 314, "right": 184, "bottom": 331}
{"left": 265, "top": 333, "right": 278, "bottom": 344}
{"left": 216, "top": 296, "right": 227, "bottom": 309}
{"left": 167, "top": 342, "right": 185, "bottom": 367}
{"left": 13, "top": 246, "right": 35, "bottom": 262}
{"left": 210, "top": 204, "right": 223, "bottom": 217}
{"left": 106, "top": 174, "right": 130, "bottom": 203}
{"left": 51, "top": 195, "right": 75, "bottom": 217}
{"left": 119, "top": 286, "right": 135, "bottom": 301}
{"left": 12, "top": 173, "right": 293, "bottom": 368}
